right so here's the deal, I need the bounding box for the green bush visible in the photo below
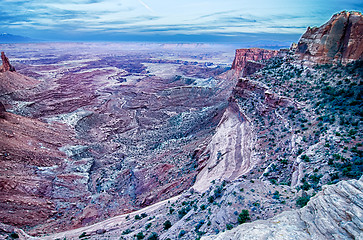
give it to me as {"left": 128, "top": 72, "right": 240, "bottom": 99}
{"left": 195, "top": 220, "right": 205, "bottom": 232}
{"left": 122, "top": 229, "right": 132, "bottom": 235}
{"left": 178, "top": 206, "right": 191, "bottom": 219}
{"left": 178, "top": 230, "right": 186, "bottom": 238}
{"left": 296, "top": 195, "right": 311, "bottom": 208}
{"left": 238, "top": 209, "right": 250, "bottom": 224}
{"left": 226, "top": 223, "right": 233, "bottom": 230}
{"left": 79, "top": 232, "right": 87, "bottom": 239}
{"left": 147, "top": 232, "right": 158, "bottom": 240}
{"left": 145, "top": 223, "right": 152, "bottom": 230}
{"left": 163, "top": 220, "right": 172, "bottom": 230}
{"left": 136, "top": 232, "right": 145, "bottom": 240}
{"left": 272, "top": 191, "right": 280, "bottom": 199}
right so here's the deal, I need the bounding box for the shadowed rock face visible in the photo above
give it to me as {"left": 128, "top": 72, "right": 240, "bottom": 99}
{"left": 0, "top": 52, "right": 15, "bottom": 72}
{"left": 297, "top": 11, "right": 363, "bottom": 64}
{"left": 0, "top": 102, "right": 5, "bottom": 118}
{"left": 231, "top": 48, "right": 279, "bottom": 76}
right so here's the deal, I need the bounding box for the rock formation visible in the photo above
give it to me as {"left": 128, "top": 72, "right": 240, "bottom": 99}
{"left": 296, "top": 11, "right": 363, "bottom": 64}
{"left": 0, "top": 52, "right": 15, "bottom": 72}
{"left": 0, "top": 102, "right": 5, "bottom": 119}
{"left": 202, "top": 177, "right": 363, "bottom": 240}
{"left": 231, "top": 48, "right": 279, "bottom": 76}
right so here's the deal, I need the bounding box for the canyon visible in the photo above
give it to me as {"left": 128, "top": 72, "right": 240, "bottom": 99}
{"left": 0, "top": 11, "right": 362, "bottom": 240}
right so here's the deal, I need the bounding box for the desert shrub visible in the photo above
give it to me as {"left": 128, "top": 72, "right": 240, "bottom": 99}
{"left": 238, "top": 209, "right": 250, "bottom": 224}
{"left": 147, "top": 232, "right": 158, "bottom": 240}
{"left": 136, "top": 232, "right": 145, "bottom": 240}
{"left": 145, "top": 223, "right": 152, "bottom": 230}
{"left": 79, "top": 232, "right": 87, "bottom": 238}
{"left": 122, "top": 229, "right": 132, "bottom": 235}
{"left": 272, "top": 191, "right": 280, "bottom": 199}
{"left": 195, "top": 220, "right": 205, "bottom": 232}
{"left": 296, "top": 195, "right": 311, "bottom": 208}
{"left": 301, "top": 154, "right": 310, "bottom": 162}
{"left": 163, "top": 220, "right": 172, "bottom": 230}
{"left": 169, "top": 207, "right": 175, "bottom": 214}
{"left": 178, "top": 230, "right": 186, "bottom": 238}
{"left": 178, "top": 206, "right": 191, "bottom": 218}
{"left": 226, "top": 223, "right": 233, "bottom": 230}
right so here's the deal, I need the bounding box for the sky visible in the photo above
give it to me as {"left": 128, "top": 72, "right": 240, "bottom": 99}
{"left": 0, "top": 0, "right": 361, "bottom": 43}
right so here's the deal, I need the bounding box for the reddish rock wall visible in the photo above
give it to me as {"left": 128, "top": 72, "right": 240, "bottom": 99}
{"left": 296, "top": 11, "right": 363, "bottom": 64}
{"left": 0, "top": 52, "right": 15, "bottom": 72}
{"left": 231, "top": 48, "right": 279, "bottom": 76}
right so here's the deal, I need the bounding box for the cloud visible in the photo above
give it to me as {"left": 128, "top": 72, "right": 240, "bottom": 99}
{"left": 0, "top": 0, "right": 361, "bottom": 41}
{"left": 137, "top": 0, "right": 154, "bottom": 13}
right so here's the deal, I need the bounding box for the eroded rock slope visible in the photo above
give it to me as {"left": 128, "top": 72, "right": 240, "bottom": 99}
{"left": 202, "top": 177, "right": 363, "bottom": 240}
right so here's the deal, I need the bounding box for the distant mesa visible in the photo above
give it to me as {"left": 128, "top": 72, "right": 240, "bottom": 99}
{"left": 0, "top": 52, "right": 16, "bottom": 72}
{"left": 231, "top": 48, "right": 279, "bottom": 76}
{"left": 296, "top": 11, "right": 363, "bottom": 64}
{"left": 0, "top": 33, "right": 35, "bottom": 43}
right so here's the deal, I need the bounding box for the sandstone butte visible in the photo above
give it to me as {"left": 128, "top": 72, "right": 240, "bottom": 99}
{"left": 0, "top": 52, "right": 15, "bottom": 72}
{"left": 296, "top": 10, "right": 363, "bottom": 64}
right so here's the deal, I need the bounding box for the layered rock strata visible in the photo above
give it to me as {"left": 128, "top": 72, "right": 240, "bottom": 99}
{"left": 231, "top": 48, "right": 279, "bottom": 76}
{"left": 297, "top": 11, "right": 363, "bottom": 63}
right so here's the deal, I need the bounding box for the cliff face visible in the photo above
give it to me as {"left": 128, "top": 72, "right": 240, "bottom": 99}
{"left": 297, "top": 11, "right": 363, "bottom": 64}
{"left": 231, "top": 48, "right": 279, "bottom": 76}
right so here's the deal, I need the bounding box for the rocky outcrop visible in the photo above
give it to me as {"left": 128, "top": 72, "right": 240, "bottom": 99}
{"left": 0, "top": 52, "right": 15, "bottom": 72}
{"left": 202, "top": 177, "right": 363, "bottom": 240}
{"left": 231, "top": 48, "right": 279, "bottom": 76}
{"left": 296, "top": 11, "right": 363, "bottom": 64}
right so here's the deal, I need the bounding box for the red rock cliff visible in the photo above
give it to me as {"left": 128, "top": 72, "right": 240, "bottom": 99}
{"left": 296, "top": 11, "right": 363, "bottom": 64}
{"left": 231, "top": 48, "right": 279, "bottom": 76}
{"left": 0, "top": 52, "right": 16, "bottom": 72}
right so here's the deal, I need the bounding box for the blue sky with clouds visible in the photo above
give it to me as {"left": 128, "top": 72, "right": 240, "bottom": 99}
{"left": 0, "top": 0, "right": 361, "bottom": 43}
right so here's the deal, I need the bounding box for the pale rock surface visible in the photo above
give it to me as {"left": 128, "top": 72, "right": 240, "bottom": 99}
{"left": 202, "top": 177, "right": 363, "bottom": 240}
{"left": 193, "top": 102, "right": 255, "bottom": 192}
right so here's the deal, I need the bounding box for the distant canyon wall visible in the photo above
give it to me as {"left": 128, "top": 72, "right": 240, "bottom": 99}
{"left": 231, "top": 48, "right": 279, "bottom": 76}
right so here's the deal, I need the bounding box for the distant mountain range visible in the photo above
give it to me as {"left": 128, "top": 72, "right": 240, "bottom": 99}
{"left": 0, "top": 33, "right": 36, "bottom": 43}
